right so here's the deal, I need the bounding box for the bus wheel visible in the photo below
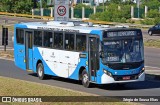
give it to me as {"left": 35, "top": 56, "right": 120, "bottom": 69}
{"left": 82, "top": 70, "right": 90, "bottom": 88}
{"left": 37, "top": 63, "right": 45, "bottom": 80}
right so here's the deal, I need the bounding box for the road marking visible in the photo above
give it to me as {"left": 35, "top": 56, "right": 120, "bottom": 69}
{"left": 0, "top": 57, "right": 14, "bottom": 61}
{"left": 145, "top": 66, "right": 160, "bottom": 70}
{"left": 145, "top": 46, "right": 160, "bottom": 50}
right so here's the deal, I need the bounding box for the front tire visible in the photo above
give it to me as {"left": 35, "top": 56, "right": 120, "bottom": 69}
{"left": 148, "top": 31, "right": 152, "bottom": 36}
{"left": 37, "top": 63, "right": 46, "bottom": 80}
{"left": 82, "top": 70, "right": 90, "bottom": 88}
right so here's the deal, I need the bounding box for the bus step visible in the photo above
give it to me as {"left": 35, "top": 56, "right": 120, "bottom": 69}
{"left": 26, "top": 69, "right": 33, "bottom": 72}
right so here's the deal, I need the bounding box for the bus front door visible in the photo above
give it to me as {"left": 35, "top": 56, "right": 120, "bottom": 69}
{"left": 88, "top": 36, "right": 99, "bottom": 82}
{"left": 25, "top": 31, "right": 33, "bottom": 70}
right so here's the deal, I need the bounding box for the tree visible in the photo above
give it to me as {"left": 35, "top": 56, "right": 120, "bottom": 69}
{"left": 110, "top": 0, "right": 123, "bottom": 4}
{"left": 141, "top": 0, "right": 160, "bottom": 10}
{"left": 13, "top": 0, "right": 33, "bottom": 14}
{"left": 0, "top": 0, "right": 16, "bottom": 12}
{"left": 36, "top": 0, "right": 48, "bottom": 9}
{"left": 0, "top": 0, "right": 33, "bottom": 14}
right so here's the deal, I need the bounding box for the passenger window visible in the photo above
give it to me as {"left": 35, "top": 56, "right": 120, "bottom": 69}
{"left": 16, "top": 29, "right": 24, "bottom": 44}
{"left": 54, "top": 32, "right": 63, "bottom": 49}
{"left": 34, "top": 31, "right": 42, "bottom": 46}
{"left": 76, "top": 35, "right": 86, "bottom": 51}
{"left": 65, "top": 33, "right": 75, "bottom": 50}
{"left": 43, "top": 31, "right": 53, "bottom": 48}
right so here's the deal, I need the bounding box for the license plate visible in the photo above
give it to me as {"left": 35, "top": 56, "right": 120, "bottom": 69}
{"left": 123, "top": 76, "right": 130, "bottom": 80}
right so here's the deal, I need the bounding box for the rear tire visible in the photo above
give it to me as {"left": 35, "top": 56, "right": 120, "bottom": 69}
{"left": 148, "top": 31, "right": 152, "bottom": 36}
{"left": 82, "top": 70, "right": 91, "bottom": 88}
{"left": 37, "top": 63, "right": 46, "bottom": 80}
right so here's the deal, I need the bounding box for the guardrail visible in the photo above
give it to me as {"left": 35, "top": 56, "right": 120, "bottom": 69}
{"left": 0, "top": 12, "right": 53, "bottom": 20}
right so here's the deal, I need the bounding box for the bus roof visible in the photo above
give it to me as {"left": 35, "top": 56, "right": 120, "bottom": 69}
{"left": 15, "top": 21, "right": 140, "bottom": 34}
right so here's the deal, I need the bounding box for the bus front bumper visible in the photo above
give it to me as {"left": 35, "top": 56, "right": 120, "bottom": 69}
{"left": 101, "top": 72, "right": 145, "bottom": 84}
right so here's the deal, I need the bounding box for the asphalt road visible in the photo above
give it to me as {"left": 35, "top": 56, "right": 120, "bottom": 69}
{"left": 144, "top": 47, "right": 160, "bottom": 68}
{"left": 0, "top": 15, "right": 47, "bottom": 23}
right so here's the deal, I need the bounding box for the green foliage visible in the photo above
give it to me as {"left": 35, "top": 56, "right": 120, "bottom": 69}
{"left": 140, "top": 18, "right": 155, "bottom": 25}
{"left": 89, "top": 4, "right": 130, "bottom": 23}
{"left": 13, "top": 0, "right": 33, "bottom": 14}
{"left": 141, "top": 6, "right": 160, "bottom": 25}
{"left": 36, "top": 0, "right": 48, "bottom": 9}
{"left": 0, "top": 0, "right": 33, "bottom": 14}
{"left": 0, "top": 0, "right": 15, "bottom": 12}
{"left": 110, "top": 0, "right": 122, "bottom": 4}
{"left": 147, "top": 9, "right": 160, "bottom": 18}
{"left": 141, "top": 0, "right": 160, "bottom": 10}
{"left": 154, "top": 17, "right": 160, "bottom": 24}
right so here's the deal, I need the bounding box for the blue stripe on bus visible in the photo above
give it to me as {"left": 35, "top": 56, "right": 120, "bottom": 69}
{"left": 90, "top": 30, "right": 103, "bottom": 40}
{"left": 33, "top": 47, "right": 57, "bottom": 76}
{"left": 69, "top": 55, "right": 88, "bottom": 80}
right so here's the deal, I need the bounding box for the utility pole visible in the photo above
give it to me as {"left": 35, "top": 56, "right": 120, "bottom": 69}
{"left": 137, "top": 0, "right": 140, "bottom": 18}
{"left": 40, "top": 0, "right": 42, "bottom": 9}
{"left": 103, "top": 0, "right": 104, "bottom": 12}
{"left": 40, "top": 0, "right": 42, "bottom": 16}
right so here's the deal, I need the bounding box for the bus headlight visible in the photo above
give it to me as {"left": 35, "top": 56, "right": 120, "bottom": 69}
{"left": 139, "top": 67, "right": 145, "bottom": 76}
{"left": 142, "top": 67, "right": 145, "bottom": 71}
{"left": 103, "top": 69, "right": 112, "bottom": 77}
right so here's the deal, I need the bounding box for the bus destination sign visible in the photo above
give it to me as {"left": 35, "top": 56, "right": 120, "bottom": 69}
{"left": 104, "top": 31, "right": 137, "bottom": 38}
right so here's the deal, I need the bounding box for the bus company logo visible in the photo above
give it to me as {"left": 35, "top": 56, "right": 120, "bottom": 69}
{"left": 2, "top": 97, "right": 11, "bottom": 102}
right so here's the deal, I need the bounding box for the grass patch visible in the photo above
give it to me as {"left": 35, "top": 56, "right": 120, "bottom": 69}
{"left": 0, "top": 76, "right": 139, "bottom": 105}
{"left": 144, "top": 40, "right": 160, "bottom": 48}
{"left": 0, "top": 50, "right": 14, "bottom": 59}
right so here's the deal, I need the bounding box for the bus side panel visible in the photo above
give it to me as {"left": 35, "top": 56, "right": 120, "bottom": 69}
{"left": 34, "top": 47, "right": 85, "bottom": 79}
{"left": 32, "top": 47, "right": 57, "bottom": 76}
{"left": 14, "top": 24, "right": 27, "bottom": 70}
{"left": 69, "top": 53, "right": 88, "bottom": 80}
{"left": 14, "top": 44, "right": 26, "bottom": 70}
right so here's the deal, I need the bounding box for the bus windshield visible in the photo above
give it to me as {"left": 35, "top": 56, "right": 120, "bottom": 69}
{"left": 102, "top": 39, "right": 144, "bottom": 63}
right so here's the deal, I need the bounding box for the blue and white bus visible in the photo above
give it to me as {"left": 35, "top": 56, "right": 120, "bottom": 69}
{"left": 14, "top": 21, "right": 145, "bottom": 87}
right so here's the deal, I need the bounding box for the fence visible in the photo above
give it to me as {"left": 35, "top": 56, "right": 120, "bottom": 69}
{"left": 32, "top": 6, "right": 153, "bottom": 19}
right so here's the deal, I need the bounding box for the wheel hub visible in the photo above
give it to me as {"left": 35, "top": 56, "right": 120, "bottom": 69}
{"left": 38, "top": 67, "right": 43, "bottom": 77}
{"left": 83, "top": 74, "right": 88, "bottom": 83}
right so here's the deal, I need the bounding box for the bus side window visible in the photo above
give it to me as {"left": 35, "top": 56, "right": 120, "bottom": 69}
{"left": 16, "top": 29, "right": 24, "bottom": 44}
{"left": 34, "top": 31, "right": 42, "bottom": 46}
{"left": 65, "top": 33, "right": 74, "bottom": 50}
{"left": 43, "top": 31, "right": 53, "bottom": 48}
{"left": 54, "top": 32, "right": 63, "bottom": 49}
{"left": 76, "top": 35, "right": 86, "bottom": 51}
